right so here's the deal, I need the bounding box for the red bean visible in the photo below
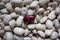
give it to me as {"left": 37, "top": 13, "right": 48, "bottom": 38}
{"left": 23, "top": 15, "right": 35, "bottom": 22}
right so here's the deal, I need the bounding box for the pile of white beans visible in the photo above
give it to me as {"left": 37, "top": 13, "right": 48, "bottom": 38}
{"left": 0, "top": 0, "right": 60, "bottom": 40}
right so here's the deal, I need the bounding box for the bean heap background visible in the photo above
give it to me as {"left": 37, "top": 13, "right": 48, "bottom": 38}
{"left": 0, "top": 0, "right": 60, "bottom": 40}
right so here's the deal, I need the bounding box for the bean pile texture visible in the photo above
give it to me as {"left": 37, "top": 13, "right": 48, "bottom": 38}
{"left": 0, "top": 0, "right": 60, "bottom": 40}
